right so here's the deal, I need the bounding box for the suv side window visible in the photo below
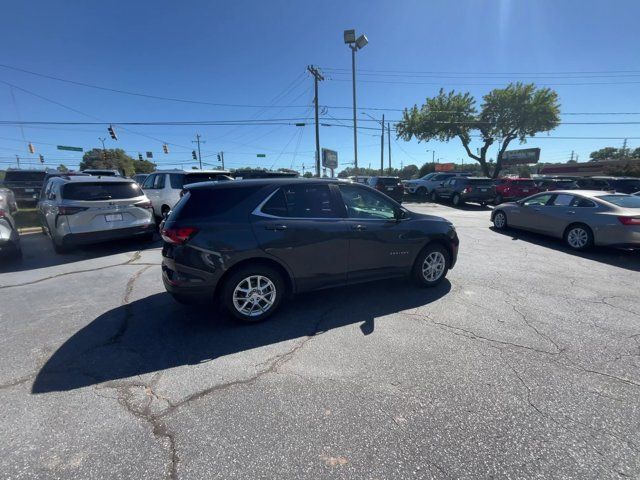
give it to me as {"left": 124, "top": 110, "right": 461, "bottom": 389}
{"left": 170, "top": 174, "right": 184, "bottom": 189}
{"left": 154, "top": 174, "right": 166, "bottom": 189}
{"left": 282, "top": 184, "right": 337, "bottom": 218}
{"left": 338, "top": 184, "right": 396, "bottom": 220}
{"left": 142, "top": 174, "right": 156, "bottom": 189}
{"left": 260, "top": 188, "right": 288, "bottom": 217}
{"left": 48, "top": 183, "right": 57, "bottom": 200}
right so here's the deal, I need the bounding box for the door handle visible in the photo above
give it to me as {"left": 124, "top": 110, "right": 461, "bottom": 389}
{"left": 352, "top": 224, "right": 367, "bottom": 231}
{"left": 566, "top": 210, "right": 576, "bottom": 215}
{"left": 265, "top": 224, "right": 287, "bottom": 231}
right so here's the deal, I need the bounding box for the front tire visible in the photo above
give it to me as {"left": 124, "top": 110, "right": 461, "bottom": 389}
{"left": 493, "top": 210, "right": 508, "bottom": 230}
{"left": 564, "top": 224, "right": 593, "bottom": 251}
{"left": 412, "top": 244, "right": 450, "bottom": 287}
{"left": 222, "top": 265, "right": 284, "bottom": 322}
{"left": 430, "top": 190, "right": 438, "bottom": 202}
{"left": 416, "top": 187, "right": 427, "bottom": 197}
{"left": 452, "top": 193, "right": 463, "bottom": 206}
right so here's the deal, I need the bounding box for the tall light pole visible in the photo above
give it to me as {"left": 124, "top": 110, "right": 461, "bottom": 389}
{"left": 344, "top": 29, "right": 368, "bottom": 171}
{"left": 98, "top": 137, "right": 107, "bottom": 161}
{"left": 425, "top": 149, "right": 435, "bottom": 165}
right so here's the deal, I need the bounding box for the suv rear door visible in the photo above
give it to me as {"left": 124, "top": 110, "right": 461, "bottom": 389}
{"left": 251, "top": 183, "right": 349, "bottom": 292}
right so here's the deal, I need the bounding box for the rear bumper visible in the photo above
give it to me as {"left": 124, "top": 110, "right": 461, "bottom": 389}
{"left": 460, "top": 193, "right": 494, "bottom": 203}
{"left": 594, "top": 227, "right": 640, "bottom": 248}
{"left": 60, "top": 223, "right": 155, "bottom": 246}
{"left": 161, "top": 255, "right": 222, "bottom": 299}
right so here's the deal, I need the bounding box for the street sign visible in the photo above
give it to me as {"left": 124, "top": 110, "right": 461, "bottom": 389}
{"left": 435, "top": 163, "right": 455, "bottom": 172}
{"left": 57, "top": 145, "right": 83, "bottom": 152}
{"left": 321, "top": 148, "right": 338, "bottom": 169}
{"left": 502, "top": 148, "right": 540, "bottom": 165}
{"left": 256, "top": 154, "right": 266, "bottom": 158}
{"left": 146, "top": 151, "right": 153, "bottom": 159}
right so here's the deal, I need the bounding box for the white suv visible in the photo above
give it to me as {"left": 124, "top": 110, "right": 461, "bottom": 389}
{"left": 404, "top": 172, "right": 471, "bottom": 197}
{"left": 141, "top": 169, "right": 232, "bottom": 219}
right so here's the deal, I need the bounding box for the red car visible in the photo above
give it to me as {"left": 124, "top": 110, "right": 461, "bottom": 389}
{"left": 494, "top": 178, "right": 540, "bottom": 204}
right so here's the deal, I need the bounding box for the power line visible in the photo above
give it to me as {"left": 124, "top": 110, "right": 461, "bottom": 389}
{"left": 321, "top": 66, "right": 640, "bottom": 75}
{"left": 327, "top": 78, "right": 640, "bottom": 87}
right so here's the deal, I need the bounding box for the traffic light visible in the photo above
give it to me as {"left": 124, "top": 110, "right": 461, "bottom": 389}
{"left": 146, "top": 151, "right": 153, "bottom": 159}
{"left": 107, "top": 125, "right": 118, "bottom": 140}
{"left": 138, "top": 153, "right": 143, "bottom": 161}
{"left": 28, "top": 143, "right": 35, "bottom": 154}
{"left": 192, "top": 150, "right": 197, "bottom": 160}
{"left": 217, "top": 153, "right": 221, "bottom": 162}
{"left": 163, "top": 144, "right": 169, "bottom": 154}
{"left": 39, "top": 154, "right": 44, "bottom": 163}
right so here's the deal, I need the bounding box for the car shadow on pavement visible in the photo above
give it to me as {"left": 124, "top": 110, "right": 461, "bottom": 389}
{"left": 490, "top": 227, "right": 640, "bottom": 272}
{"left": 31, "top": 279, "right": 451, "bottom": 394}
{"left": 0, "top": 233, "right": 161, "bottom": 274}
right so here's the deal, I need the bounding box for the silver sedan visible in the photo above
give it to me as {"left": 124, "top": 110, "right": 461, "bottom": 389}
{"left": 491, "top": 190, "right": 640, "bottom": 250}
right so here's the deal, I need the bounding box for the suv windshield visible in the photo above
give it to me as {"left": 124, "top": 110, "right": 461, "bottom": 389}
{"left": 597, "top": 195, "right": 640, "bottom": 208}
{"left": 62, "top": 182, "right": 143, "bottom": 200}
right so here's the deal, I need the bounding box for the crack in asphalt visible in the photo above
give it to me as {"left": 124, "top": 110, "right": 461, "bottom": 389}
{"left": 0, "top": 249, "right": 160, "bottom": 290}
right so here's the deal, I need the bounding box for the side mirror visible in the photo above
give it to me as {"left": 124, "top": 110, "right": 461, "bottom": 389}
{"left": 394, "top": 209, "right": 406, "bottom": 221}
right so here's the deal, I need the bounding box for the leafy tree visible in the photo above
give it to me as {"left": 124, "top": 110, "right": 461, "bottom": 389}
{"left": 417, "top": 162, "right": 436, "bottom": 178}
{"left": 632, "top": 147, "right": 640, "bottom": 158}
{"left": 57, "top": 164, "right": 69, "bottom": 173}
{"left": 603, "top": 162, "right": 640, "bottom": 177}
{"left": 80, "top": 148, "right": 135, "bottom": 176}
{"left": 132, "top": 159, "right": 156, "bottom": 174}
{"left": 396, "top": 83, "right": 561, "bottom": 178}
{"left": 517, "top": 165, "right": 532, "bottom": 178}
{"left": 399, "top": 164, "right": 419, "bottom": 179}
{"left": 302, "top": 171, "right": 314, "bottom": 178}
{"left": 589, "top": 147, "right": 619, "bottom": 161}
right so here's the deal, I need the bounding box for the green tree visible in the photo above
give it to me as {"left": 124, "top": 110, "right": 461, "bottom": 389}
{"left": 399, "top": 164, "right": 419, "bottom": 179}
{"left": 80, "top": 148, "right": 135, "bottom": 176}
{"left": 417, "top": 162, "right": 435, "bottom": 178}
{"left": 132, "top": 159, "right": 156, "bottom": 174}
{"left": 57, "top": 164, "right": 69, "bottom": 173}
{"left": 302, "top": 171, "right": 314, "bottom": 178}
{"left": 632, "top": 147, "right": 640, "bottom": 158}
{"left": 589, "top": 147, "right": 619, "bottom": 161}
{"left": 396, "top": 83, "right": 560, "bottom": 178}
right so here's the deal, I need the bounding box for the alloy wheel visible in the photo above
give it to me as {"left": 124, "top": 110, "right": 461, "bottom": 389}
{"left": 494, "top": 212, "right": 506, "bottom": 229}
{"left": 232, "top": 275, "right": 277, "bottom": 317}
{"left": 567, "top": 227, "right": 588, "bottom": 249}
{"left": 422, "top": 251, "right": 446, "bottom": 282}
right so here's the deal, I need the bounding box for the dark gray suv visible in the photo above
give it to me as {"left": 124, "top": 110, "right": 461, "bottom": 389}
{"left": 432, "top": 177, "right": 496, "bottom": 207}
{"left": 161, "top": 179, "right": 459, "bottom": 322}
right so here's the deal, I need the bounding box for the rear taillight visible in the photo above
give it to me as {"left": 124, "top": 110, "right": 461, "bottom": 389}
{"left": 161, "top": 227, "right": 199, "bottom": 244}
{"left": 0, "top": 209, "right": 6, "bottom": 218}
{"left": 57, "top": 206, "right": 88, "bottom": 215}
{"left": 136, "top": 200, "right": 153, "bottom": 210}
{"left": 463, "top": 187, "right": 472, "bottom": 193}
{"left": 618, "top": 216, "right": 640, "bottom": 226}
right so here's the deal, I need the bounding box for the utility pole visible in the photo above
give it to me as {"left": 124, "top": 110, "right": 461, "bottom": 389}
{"left": 570, "top": 150, "right": 574, "bottom": 162}
{"left": 16, "top": 155, "right": 20, "bottom": 169}
{"left": 622, "top": 138, "right": 628, "bottom": 159}
{"left": 98, "top": 137, "right": 106, "bottom": 161}
{"left": 351, "top": 47, "right": 359, "bottom": 170}
{"left": 307, "top": 65, "right": 324, "bottom": 177}
{"left": 192, "top": 134, "right": 204, "bottom": 169}
{"left": 380, "top": 113, "right": 385, "bottom": 175}
{"left": 219, "top": 151, "right": 225, "bottom": 169}
{"left": 387, "top": 122, "right": 391, "bottom": 173}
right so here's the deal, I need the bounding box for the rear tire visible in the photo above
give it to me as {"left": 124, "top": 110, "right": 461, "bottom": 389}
{"left": 430, "top": 190, "right": 438, "bottom": 202}
{"left": 412, "top": 244, "right": 450, "bottom": 287}
{"left": 222, "top": 265, "right": 285, "bottom": 323}
{"left": 564, "top": 224, "right": 593, "bottom": 251}
{"left": 452, "top": 193, "right": 463, "bottom": 206}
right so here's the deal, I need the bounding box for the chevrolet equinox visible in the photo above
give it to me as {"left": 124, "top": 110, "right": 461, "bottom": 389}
{"left": 161, "top": 179, "right": 459, "bottom": 322}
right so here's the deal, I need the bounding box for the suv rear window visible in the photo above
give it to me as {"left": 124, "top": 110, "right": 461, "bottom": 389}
{"left": 62, "top": 182, "right": 143, "bottom": 200}
{"left": 173, "top": 185, "right": 262, "bottom": 219}
{"left": 512, "top": 180, "right": 536, "bottom": 186}
{"left": 467, "top": 179, "right": 494, "bottom": 186}
{"left": 378, "top": 177, "right": 400, "bottom": 186}
{"left": 3, "top": 171, "right": 47, "bottom": 182}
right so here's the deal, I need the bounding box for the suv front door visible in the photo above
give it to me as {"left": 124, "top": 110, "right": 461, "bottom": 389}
{"left": 251, "top": 183, "right": 349, "bottom": 292}
{"left": 337, "top": 183, "right": 421, "bottom": 282}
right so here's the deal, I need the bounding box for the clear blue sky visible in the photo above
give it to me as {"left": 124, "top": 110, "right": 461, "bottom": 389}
{"left": 2, "top": 0, "right": 640, "bottom": 172}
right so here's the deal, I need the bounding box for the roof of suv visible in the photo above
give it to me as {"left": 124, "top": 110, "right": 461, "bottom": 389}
{"left": 185, "top": 178, "right": 344, "bottom": 191}
{"left": 153, "top": 169, "right": 230, "bottom": 174}
{"left": 49, "top": 175, "right": 136, "bottom": 184}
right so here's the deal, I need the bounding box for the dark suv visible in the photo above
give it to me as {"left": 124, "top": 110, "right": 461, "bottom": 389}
{"left": 161, "top": 179, "right": 458, "bottom": 322}
{"left": 1, "top": 169, "right": 47, "bottom": 206}
{"left": 433, "top": 177, "right": 495, "bottom": 206}
{"left": 367, "top": 176, "right": 404, "bottom": 202}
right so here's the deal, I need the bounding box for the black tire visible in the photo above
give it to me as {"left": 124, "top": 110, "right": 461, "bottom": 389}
{"left": 452, "top": 193, "right": 463, "bottom": 206}
{"left": 222, "top": 265, "right": 285, "bottom": 323}
{"left": 495, "top": 194, "right": 503, "bottom": 205}
{"left": 412, "top": 244, "right": 450, "bottom": 287}
{"left": 416, "top": 187, "right": 427, "bottom": 197}
{"left": 429, "top": 190, "right": 438, "bottom": 202}
{"left": 564, "top": 224, "right": 594, "bottom": 251}
{"left": 493, "top": 210, "right": 508, "bottom": 230}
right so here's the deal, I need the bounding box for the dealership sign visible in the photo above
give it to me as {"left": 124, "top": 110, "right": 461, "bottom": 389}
{"left": 435, "top": 163, "right": 455, "bottom": 172}
{"left": 321, "top": 148, "right": 338, "bottom": 169}
{"left": 501, "top": 148, "right": 541, "bottom": 165}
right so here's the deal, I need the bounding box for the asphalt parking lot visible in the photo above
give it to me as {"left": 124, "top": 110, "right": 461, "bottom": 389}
{"left": 1, "top": 201, "right": 639, "bottom": 479}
